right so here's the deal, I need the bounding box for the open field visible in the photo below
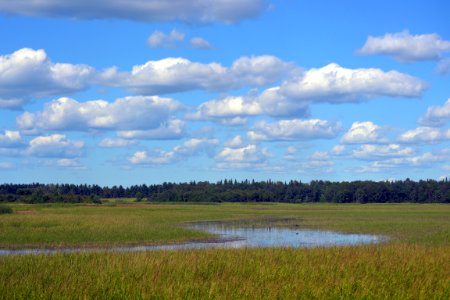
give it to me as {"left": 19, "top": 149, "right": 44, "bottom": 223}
{"left": 0, "top": 203, "right": 449, "bottom": 298}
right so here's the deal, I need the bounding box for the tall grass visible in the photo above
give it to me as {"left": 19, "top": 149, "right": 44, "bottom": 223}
{"left": 0, "top": 244, "right": 448, "bottom": 299}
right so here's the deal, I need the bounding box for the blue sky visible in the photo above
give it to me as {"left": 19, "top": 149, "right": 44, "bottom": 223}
{"left": 0, "top": 0, "right": 449, "bottom": 185}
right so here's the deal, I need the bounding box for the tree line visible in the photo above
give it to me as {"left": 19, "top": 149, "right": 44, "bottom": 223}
{"left": 0, "top": 179, "right": 449, "bottom": 204}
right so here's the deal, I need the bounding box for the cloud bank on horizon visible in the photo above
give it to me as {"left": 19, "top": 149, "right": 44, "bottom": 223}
{"left": 0, "top": 0, "right": 449, "bottom": 184}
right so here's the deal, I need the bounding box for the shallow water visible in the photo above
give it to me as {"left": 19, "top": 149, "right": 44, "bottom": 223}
{"left": 0, "top": 222, "right": 384, "bottom": 256}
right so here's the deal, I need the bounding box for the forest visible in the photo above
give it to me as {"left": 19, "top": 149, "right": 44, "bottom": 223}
{"left": 0, "top": 179, "right": 449, "bottom": 204}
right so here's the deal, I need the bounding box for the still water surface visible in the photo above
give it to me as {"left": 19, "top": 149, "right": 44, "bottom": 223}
{"left": 0, "top": 222, "right": 384, "bottom": 256}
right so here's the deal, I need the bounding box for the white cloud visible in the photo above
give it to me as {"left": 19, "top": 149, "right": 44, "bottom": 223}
{"left": 195, "top": 95, "right": 264, "bottom": 119}
{"left": 358, "top": 31, "right": 450, "bottom": 62}
{"left": 224, "top": 135, "right": 243, "bottom": 148}
{"left": 117, "top": 119, "right": 185, "bottom": 140}
{"left": 248, "top": 119, "right": 341, "bottom": 141}
{"left": 17, "top": 96, "right": 182, "bottom": 133}
{"left": 0, "top": 0, "right": 267, "bottom": 23}
{"left": 102, "top": 55, "right": 293, "bottom": 95}
{"left": 214, "top": 144, "right": 271, "bottom": 170}
{"left": 193, "top": 63, "right": 425, "bottom": 121}
{"left": 399, "top": 126, "right": 450, "bottom": 143}
{"left": 129, "top": 138, "right": 218, "bottom": 165}
{"left": 190, "top": 37, "right": 212, "bottom": 49}
{"left": 353, "top": 148, "right": 450, "bottom": 174}
{"left": 215, "top": 144, "right": 270, "bottom": 163}
{"left": 341, "top": 121, "right": 385, "bottom": 144}
{"left": 26, "top": 134, "right": 84, "bottom": 158}
{"left": 0, "top": 49, "right": 293, "bottom": 109}
{"left": 374, "top": 152, "right": 444, "bottom": 168}
{"left": 418, "top": 98, "right": 450, "bottom": 127}
{"left": 148, "top": 29, "right": 185, "bottom": 48}
{"left": 331, "top": 145, "right": 346, "bottom": 155}
{"left": 278, "top": 63, "right": 426, "bottom": 102}
{"left": 284, "top": 146, "right": 298, "bottom": 161}
{"left": 351, "top": 144, "right": 414, "bottom": 160}
{"left": 0, "top": 130, "right": 23, "bottom": 148}
{"left": 0, "top": 48, "right": 94, "bottom": 108}
{"left": 193, "top": 91, "right": 309, "bottom": 121}
{"left": 98, "top": 138, "right": 138, "bottom": 148}
{"left": 56, "top": 158, "right": 85, "bottom": 170}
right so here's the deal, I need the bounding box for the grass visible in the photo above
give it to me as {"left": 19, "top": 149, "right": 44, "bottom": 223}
{"left": 1, "top": 203, "right": 448, "bottom": 247}
{"left": 0, "top": 203, "right": 449, "bottom": 298}
{"left": 0, "top": 203, "right": 13, "bottom": 214}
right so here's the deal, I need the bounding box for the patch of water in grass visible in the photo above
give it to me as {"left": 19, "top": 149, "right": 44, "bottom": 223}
{"left": 0, "top": 222, "right": 384, "bottom": 256}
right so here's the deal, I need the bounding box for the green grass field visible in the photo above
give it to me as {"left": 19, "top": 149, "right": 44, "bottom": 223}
{"left": 0, "top": 203, "right": 449, "bottom": 298}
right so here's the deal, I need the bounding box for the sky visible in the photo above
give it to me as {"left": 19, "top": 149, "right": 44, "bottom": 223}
{"left": 0, "top": 0, "right": 449, "bottom": 186}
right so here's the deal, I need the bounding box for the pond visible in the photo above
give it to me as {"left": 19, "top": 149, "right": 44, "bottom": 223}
{"left": 0, "top": 222, "right": 384, "bottom": 256}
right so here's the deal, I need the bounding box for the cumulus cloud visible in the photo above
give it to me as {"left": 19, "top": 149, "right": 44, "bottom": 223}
{"left": 98, "top": 138, "right": 138, "bottom": 148}
{"left": 103, "top": 55, "right": 294, "bottom": 95}
{"left": 341, "top": 121, "right": 386, "bottom": 144}
{"left": 1, "top": 48, "right": 293, "bottom": 109}
{"left": 193, "top": 92, "right": 309, "bottom": 121}
{"left": 194, "top": 95, "right": 264, "bottom": 119}
{"left": 216, "top": 144, "right": 269, "bottom": 162}
{"left": 283, "top": 146, "right": 298, "bottom": 161}
{"left": 16, "top": 96, "right": 182, "bottom": 134}
{"left": 0, "top": 130, "right": 23, "bottom": 148}
{"left": 0, "top": 0, "right": 268, "bottom": 23}
{"left": 193, "top": 63, "right": 425, "bottom": 121}
{"left": 278, "top": 63, "right": 426, "bottom": 102}
{"left": 26, "top": 134, "right": 84, "bottom": 158}
{"left": 0, "top": 48, "right": 94, "bottom": 108}
{"left": 117, "top": 119, "right": 185, "bottom": 140}
{"left": 214, "top": 144, "right": 271, "bottom": 170}
{"left": 351, "top": 144, "right": 414, "bottom": 160}
{"left": 358, "top": 31, "right": 450, "bottom": 62}
{"left": 331, "top": 145, "right": 346, "bottom": 155}
{"left": 129, "top": 138, "right": 218, "bottom": 165}
{"left": 148, "top": 29, "right": 185, "bottom": 48}
{"left": 418, "top": 98, "right": 450, "bottom": 127}
{"left": 368, "top": 152, "right": 445, "bottom": 171}
{"left": 248, "top": 119, "right": 342, "bottom": 141}
{"left": 190, "top": 37, "right": 212, "bottom": 49}
{"left": 56, "top": 158, "right": 86, "bottom": 170}
{"left": 399, "top": 126, "right": 450, "bottom": 143}
{"left": 224, "top": 135, "right": 243, "bottom": 148}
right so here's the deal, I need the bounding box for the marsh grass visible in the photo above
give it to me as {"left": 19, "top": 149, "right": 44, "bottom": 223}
{"left": 1, "top": 203, "right": 448, "bottom": 248}
{"left": 0, "top": 203, "right": 449, "bottom": 298}
{"left": 0, "top": 244, "right": 448, "bottom": 299}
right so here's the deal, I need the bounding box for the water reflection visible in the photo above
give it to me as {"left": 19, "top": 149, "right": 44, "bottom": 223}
{"left": 0, "top": 222, "right": 384, "bottom": 256}
{"left": 188, "top": 223, "right": 383, "bottom": 248}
